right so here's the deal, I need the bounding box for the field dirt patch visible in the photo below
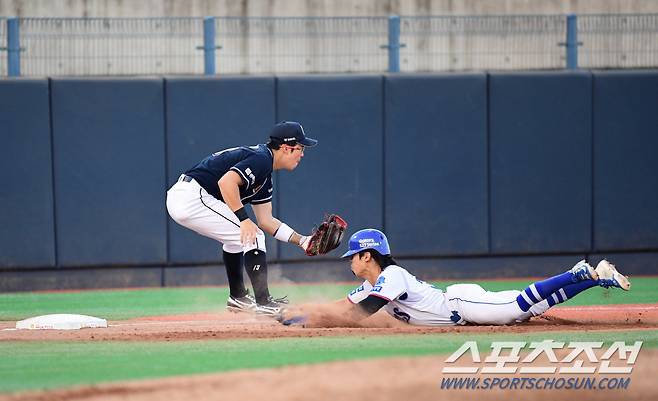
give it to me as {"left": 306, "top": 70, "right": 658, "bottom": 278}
{"left": 0, "top": 304, "right": 657, "bottom": 342}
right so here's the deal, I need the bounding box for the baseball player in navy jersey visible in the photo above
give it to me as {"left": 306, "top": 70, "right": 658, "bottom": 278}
{"left": 281, "top": 229, "right": 631, "bottom": 326}
{"left": 167, "top": 121, "right": 317, "bottom": 316}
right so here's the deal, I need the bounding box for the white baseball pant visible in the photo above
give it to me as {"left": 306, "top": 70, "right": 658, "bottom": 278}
{"left": 166, "top": 175, "right": 266, "bottom": 254}
{"left": 445, "top": 284, "right": 550, "bottom": 325}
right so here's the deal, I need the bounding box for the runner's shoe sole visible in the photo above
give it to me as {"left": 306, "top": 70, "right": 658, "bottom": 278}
{"left": 595, "top": 260, "right": 631, "bottom": 291}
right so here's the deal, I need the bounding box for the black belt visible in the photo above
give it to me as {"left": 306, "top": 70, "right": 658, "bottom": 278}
{"left": 179, "top": 174, "right": 193, "bottom": 183}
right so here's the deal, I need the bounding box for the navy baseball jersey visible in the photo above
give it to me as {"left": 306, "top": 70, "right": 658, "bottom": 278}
{"left": 185, "top": 144, "right": 273, "bottom": 205}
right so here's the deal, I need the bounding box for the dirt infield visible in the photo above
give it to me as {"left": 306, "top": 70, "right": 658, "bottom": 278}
{"left": 1, "top": 304, "right": 657, "bottom": 342}
{"left": 2, "top": 304, "right": 657, "bottom": 400}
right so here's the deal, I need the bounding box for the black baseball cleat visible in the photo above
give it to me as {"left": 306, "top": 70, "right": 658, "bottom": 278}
{"left": 226, "top": 292, "right": 257, "bottom": 313}
{"left": 255, "top": 295, "right": 289, "bottom": 316}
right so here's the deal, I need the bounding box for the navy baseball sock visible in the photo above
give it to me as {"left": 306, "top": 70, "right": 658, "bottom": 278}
{"left": 516, "top": 271, "right": 578, "bottom": 312}
{"left": 222, "top": 251, "right": 247, "bottom": 298}
{"left": 546, "top": 280, "right": 598, "bottom": 307}
{"left": 244, "top": 249, "right": 270, "bottom": 305}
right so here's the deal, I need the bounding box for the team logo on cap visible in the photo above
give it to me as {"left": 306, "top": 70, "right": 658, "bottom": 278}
{"left": 358, "top": 238, "right": 380, "bottom": 248}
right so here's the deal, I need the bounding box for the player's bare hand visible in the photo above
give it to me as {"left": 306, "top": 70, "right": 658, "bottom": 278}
{"left": 240, "top": 219, "right": 260, "bottom": 246}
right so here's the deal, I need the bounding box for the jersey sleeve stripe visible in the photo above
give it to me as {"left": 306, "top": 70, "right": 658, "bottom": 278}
{"left": 230, "top": 167, "right": 251, "bottom": 189}
{"left": 369, "top": 293, "right": 392, "bottom": 302}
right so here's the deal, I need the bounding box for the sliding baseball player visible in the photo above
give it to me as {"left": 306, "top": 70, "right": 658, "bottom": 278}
{"left": 281, "top": 229, "right": 630, "bottom": 326}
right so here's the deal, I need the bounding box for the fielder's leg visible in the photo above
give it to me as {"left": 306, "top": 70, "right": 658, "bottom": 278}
{"left": 244, "top": 249, "right": 270, "bottom": 304}
{"left": 224, "top": 250, "right": 258, "bottom": 313}
{"left": 223, "top": 251, "right": 246, "bottom": 297}
{"left": 243, "top": 244, "right": 288, "bottom": 316}
{"left": 167, "top": 178, "right": 258, "bottom": 312}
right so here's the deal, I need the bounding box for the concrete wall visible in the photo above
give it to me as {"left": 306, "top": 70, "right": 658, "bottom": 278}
{"left": 4, "top": 2, "right": 657, "bottom": 76}
{"left": 3, "top": 0, "right": 658, "bottom": 18}
{"left": 5, "top": 13, "right": 657, "bottom": 77}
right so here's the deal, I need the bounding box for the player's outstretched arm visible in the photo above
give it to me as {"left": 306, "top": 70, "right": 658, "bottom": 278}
{"left": 279, "top": 300, "right": 357, "bottom": 327}
{"left": 251, "top": 201, "right": 279, "bottom": 235}
{"left": 252, "top": 202, "right": 309, "bottom": 248}
{"left": 280, "top": 296, "right": 389, "bottom": 328}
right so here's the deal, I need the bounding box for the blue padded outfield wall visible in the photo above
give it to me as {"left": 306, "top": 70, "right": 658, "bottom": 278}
{"left": 385, "top": 74, "right": 488, "bottom": 256}
{"left": 1, "top": 71, "right": 657, "bottom": 290}
{"left": 592, "top": 71, "right": 658, "bottom": 252}
{"left": 276, "top": 76, "right": 384, "bottom": 260}
{"left": 50, "top": 79, "right": 168, "bottom": 267}
{"left": 0, "top": 80, "right": 55, "bottom": 268}
{"left": 489, "top": 72, "right": 593, "bottom": 254}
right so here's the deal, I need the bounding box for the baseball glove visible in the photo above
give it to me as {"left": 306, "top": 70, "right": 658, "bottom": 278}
{"left": 304, "top": 214, "right": 348, "bottom": 256}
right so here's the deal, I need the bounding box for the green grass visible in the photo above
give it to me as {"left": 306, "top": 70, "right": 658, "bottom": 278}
{"left": 0, "top": 287, "right": 231, "bottom": 320}
{"left": 1, "top": 330, "right": 656, "bottom": 393}
{"left": 1, "top": 278, "right": 656, "bottom": 321}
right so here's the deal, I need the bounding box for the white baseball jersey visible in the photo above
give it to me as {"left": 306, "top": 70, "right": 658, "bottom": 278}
{"left": 346, "top": 265, "right": 548, "bottom": 326}
{"left": 347, "top": 265, "right": 456, "bottom": 326}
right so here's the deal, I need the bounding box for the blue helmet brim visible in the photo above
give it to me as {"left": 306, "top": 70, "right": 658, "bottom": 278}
{"left": 341, "top": 249, "right": 360, "bottom": 258}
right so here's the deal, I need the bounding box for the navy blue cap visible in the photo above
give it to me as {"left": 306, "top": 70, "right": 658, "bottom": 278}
{"left": 269, "top": 121, "right": 318, "bottom": 147}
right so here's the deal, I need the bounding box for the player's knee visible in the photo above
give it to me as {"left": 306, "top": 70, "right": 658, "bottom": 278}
{"left": 242, "top": 233, "right": 267, "bottom": 253}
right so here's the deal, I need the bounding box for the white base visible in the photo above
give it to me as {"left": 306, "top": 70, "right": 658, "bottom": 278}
{"left": 16, "top": 314, "right": 108, "bottom": 330}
